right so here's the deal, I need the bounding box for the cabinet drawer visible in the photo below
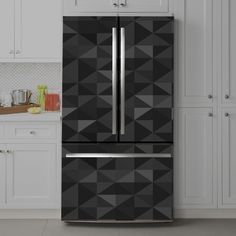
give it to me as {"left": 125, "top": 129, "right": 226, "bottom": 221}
{"left": 6, "top": 124, "right": 56, "bottom": 139}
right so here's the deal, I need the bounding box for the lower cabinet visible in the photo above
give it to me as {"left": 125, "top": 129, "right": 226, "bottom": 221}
{"left": 0, "top": 145, "right": 6, "bottom": 207}
{"left": 221, "top": 109, "right": 236, "bottom": 207}
{"left": 6, "top": 143, "right": 57, "bottom": 208}
{"left": 62, "top": 157, "right": 173, "bottom": 222}
{"left": 0, "top": 143, "right": 58, "bottom": 209}
{"left": 175, "top": 108, "right": 215, "bottom": 208}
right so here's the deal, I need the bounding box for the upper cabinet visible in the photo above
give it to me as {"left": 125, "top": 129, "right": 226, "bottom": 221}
{"left": 175, "top": 0, "right": 214, "bottom": 107}
{"left": 64, "top": 0, "right": 172, "bottom": 15}
{"left": 117, "top": 0, "right": 169, "bottom": 13}
{"left": 0, "top": 0, "right": 15, "bottom": 60}
{"left": 221, "top": 0, "right": 236, "bottom": 106}
{"left": 0, "top": 0, "right": 62, "bottom": 62}
{"left": 64, "top": 0, "right": 119, "bottom": 13}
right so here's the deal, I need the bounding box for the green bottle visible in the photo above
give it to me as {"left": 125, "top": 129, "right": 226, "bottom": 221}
{"left": 37, "top": 85, "right": 48, "bottom": 110}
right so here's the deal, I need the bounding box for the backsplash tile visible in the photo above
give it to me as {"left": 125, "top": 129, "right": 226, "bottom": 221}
{"left": 0, "top": 63, "right": 62, "bottom": 103}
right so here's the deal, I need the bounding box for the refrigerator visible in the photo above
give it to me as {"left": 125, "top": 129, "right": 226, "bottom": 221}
{"left": 62, "top": 16, "right": 174, "bottom": 222}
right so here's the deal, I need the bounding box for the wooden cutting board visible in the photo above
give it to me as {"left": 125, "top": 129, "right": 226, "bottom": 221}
{"left": 0, "top": 104, "right": 40, "bottom": 115}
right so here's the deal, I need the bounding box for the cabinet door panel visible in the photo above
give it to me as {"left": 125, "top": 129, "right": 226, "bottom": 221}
{"left": 176, "top": 0, "right": 213, "bottom": 106}
{"left": 0, "top": 145, "right": 6, "bottom": 207}
{"left": 175, "top": 108, "right": 214, "bottom": 208}
{"left": 6, "top": 144, "right": 57, "bottom": 208}
{"left": 118, "top": 0, "right": 169, "bottom": 13}
{"left": 63, "top": 17, "right": 118, "bottom": 143}
{"left": 0, "top": 0, "right": 14, "bottom": 60}
{"left": 222, "top": 0, "right": 236, "bottom": 105}
{"left": 119, "top": 17, "right": 174, "bottom": 142}
{"left": 222, "top": 109, "right": 236, "bottom": 206}
{"left": 64, "top": 0, "right": 119, "bottom": 14}
{"left": 15, "top": 0, "right": 61, "bottom": 60}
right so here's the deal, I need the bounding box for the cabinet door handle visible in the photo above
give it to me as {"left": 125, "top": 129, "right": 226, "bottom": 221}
{"left": 225, "top": 113, "right": 230, "bottom": 117}
{"left": 113, "top": 3, "right": 118, "bottom": 7}
{"left": 75, "top": 0, "right": 78, "bottom": 7}
{"left": 30, "top": 131, "right": 36, "bottom": 135}
{"left": 0, "top": 150, "right": 5, "bottom": 154}
{"left": 225, "top": 94, "right": 229, "bottom": 99}
{"left": 9, "top": 50, "right": 14, "bottom": 54}
{"left": 208, "top": 94, "right": 213, "bottom": 99}
{"left": 16, "top": 50, "right": 21, "bottom": 54}
{"left": 120, "top": 0, "right": 126, "bottom": 7}
{"left": 6, "top": 150, "right": 12, "bottom": 154}
{"left": 208, "top": 113, "right": 213, "bottom": 117}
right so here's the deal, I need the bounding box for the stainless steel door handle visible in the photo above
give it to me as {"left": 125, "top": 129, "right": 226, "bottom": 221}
{"left": 112, "top": 27, "right": 118, "bottom": 135}
{"left": 120, "top": 27, "right": 125, "bottom": 135}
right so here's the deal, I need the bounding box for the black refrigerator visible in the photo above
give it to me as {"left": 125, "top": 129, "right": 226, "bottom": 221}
{"left": 62, "top": 16, "right": 174, "bottom": 222}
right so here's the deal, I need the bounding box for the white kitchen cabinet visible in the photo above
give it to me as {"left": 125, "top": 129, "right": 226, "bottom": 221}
{"left": 15, "top": 0, "right": 61, "bottom": 61}
{"left": 118, "top": 0, "right": 169, "bottom": 13}
{"left": 6, "top": 143, "right": 57, "bottom": 208}
{"left": 64, "top": 0, "right": 119, "bottom": 14}
{"left": 64, "top": 0, "right": 172, "bottom": 15}
{"left": 0, "top": 0, "right": 15, "bottom": 60}
{"left": 221, "top": 0, "right": 236, "bottom": 106}
{"left": 221, "top": 109, "right": 236, "bottom": 207}
{"left": 175, "top": 0, "right": 214, "bottom": 107}
{"left": 0, "top": 146, "right": 6, "bottom": 207}
{"left": 0, "top": 120, "right": 60, "bottom": 210}
{"left": 0, "top": 0, "right": 61, "bottom": 62}
{"left": 175, "top": 108, "right": 215, "bottom": 208}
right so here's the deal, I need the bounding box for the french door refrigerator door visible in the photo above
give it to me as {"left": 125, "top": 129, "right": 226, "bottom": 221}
{"left": 119, "top": 17, "right": 174, "bottom": 143}
{"left": 63, "top": 17, "right": 118, "bottom": 142}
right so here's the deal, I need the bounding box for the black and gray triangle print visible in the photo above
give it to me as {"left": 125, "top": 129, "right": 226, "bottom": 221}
{"left": 63, "top": 16, "right": 174, "bottom": 143}
{"left": 119, "top": 17, "right": 174, "bottom": 142}
{"left": 62, "top": 157, "right": 173, "bottom": 221}
{"left": 63, "top": 17, "right": 118, "bottom": 142}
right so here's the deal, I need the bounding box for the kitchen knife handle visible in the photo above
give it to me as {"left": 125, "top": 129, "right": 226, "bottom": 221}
{"left": 120, "top": 27, "right": 125, "bottom": 135}
{"left": 112, "top": 27, "right": 118, "bottom": 135}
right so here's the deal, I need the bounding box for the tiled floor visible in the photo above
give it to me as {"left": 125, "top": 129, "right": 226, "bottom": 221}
{"left": 0, "top": 219, "right": 236, "bottom": 236}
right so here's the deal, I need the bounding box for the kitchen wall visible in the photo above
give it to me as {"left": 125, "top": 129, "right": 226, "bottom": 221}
{"left": 0, "top": 63, "right": 62, "bottom": 102}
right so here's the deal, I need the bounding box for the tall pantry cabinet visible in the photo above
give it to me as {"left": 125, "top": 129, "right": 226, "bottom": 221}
{"left": 174, "top": 0, "right": 236, "bottom": 215}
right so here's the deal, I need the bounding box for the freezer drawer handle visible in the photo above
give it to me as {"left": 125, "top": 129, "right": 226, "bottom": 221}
{"left": 120, "top": 27, "right": 126, "bottom": 135}
{"left": 66, "top": 153, "right": 172, "bottom": 158}
{"left": 112, "top": 28, "right": 118, "bottom": 135}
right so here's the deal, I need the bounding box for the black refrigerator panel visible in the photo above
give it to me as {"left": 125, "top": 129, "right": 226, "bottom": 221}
{"left": 63, "top": 17, "right": 174, "bottom": 143}
{"left": 119, "top": 17, "right": 174, "bottom": 142}
{"left": 62, "top": 156, "right": 173, "bottom": 221}
{"left": 63, "top": 17, "right": 118, "bottom": 143}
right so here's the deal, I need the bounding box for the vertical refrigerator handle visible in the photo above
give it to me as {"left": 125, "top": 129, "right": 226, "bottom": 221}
{"left": 120, "top": 27, "right": 126, "bottom": 135}
{"left": 112, "top": 28, "right": 118, "bottom": 135}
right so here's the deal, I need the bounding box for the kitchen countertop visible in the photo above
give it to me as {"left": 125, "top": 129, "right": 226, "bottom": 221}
{"left": 0, "top": 112, "right": 61, "bottom": 122}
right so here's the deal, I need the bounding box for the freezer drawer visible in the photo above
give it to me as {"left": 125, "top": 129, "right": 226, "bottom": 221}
{"left": 62, "top": 156, "right": 173, "bottom": 222}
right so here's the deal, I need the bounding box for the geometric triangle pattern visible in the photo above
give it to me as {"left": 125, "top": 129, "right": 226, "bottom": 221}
{"left": 120, "top": 17, "right": 174, "bottom": 142}
{"left": 63, "top": 16, "right": 174, "bottom": 143}
{"left": 62, "top": 157, "right": 173, "bottom": 221}
{"left": 63, "top": 17, "right": 118, "bottom": 142}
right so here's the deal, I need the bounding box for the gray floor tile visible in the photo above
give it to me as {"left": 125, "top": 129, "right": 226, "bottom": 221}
{"left": 43, "top": 220, "right": 120, "bottom": 236}
{"left": 0, "top": 219, "right": 236, "bottom": 236}
{"left": 0, "top": 220, "right": 47, "bottom": 236}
